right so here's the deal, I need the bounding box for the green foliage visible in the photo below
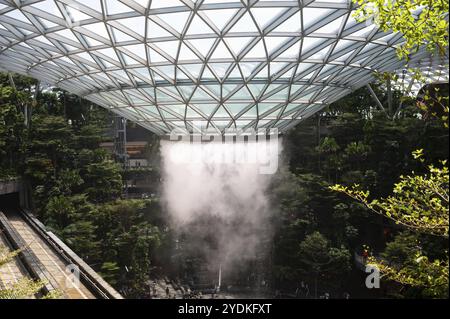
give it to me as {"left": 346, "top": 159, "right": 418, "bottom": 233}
{"left": 331, "top": 151, "right": 449, "bottom": 297}
{"left": 0, "top": 278, "right": 45, "bottom": 299}
{"left": 1, "top": 73, "right": 167, "bottom": 298}
{"left": 373, "top": 231, "right": 448, "bottom": 297}
{"left": 281, "top": 79, "right": 448, "bottom": 298}
{"left": 44, "top": 194, "right": 99, "bottom": 261}
{"left": 0, "top": 245, "right": 20, "bottom": 268}
{"left": 0, "top": 87, "right": 27, "bottom": 176}
{"left": 54, "top": 169, "right": 84, "bottom": 196}
{"left": 83, "top": 160, "right": 122, "bottom": 203}
{"left": 99, "top": 262, "right": 120, "bottom": 286}
{"left": 418, "top": 84, "right": 450, "bottom": 128}
{"left": 297, "top": 231, "right": 351, "bottom": 277}
{"left": 316, "top": 137, "right": 342, "bottom": 182}
{"left": 2, "top": 67, "right": 448, "bottom": 299}
{"left": 316, "top": 137, "right": 340, "bottom": 154}
{"left": 354, "top": 0, "right": 449, "bottom": 131}
{"left": 381, "top": 231, "right": 421, "bottom": 265}
{"left": 271, "top": 171, "right": 356, "bottom": 290}
{"left": 0, "top": 244, "right": 58, "bottom": 299}
{"left": 94, "top": 199, "right": 163, "bottom": 295}
{"left": 344, "top": 141, "right": 372, "bottom": 170}
{"left": 75, "top": 124, "right": 106, "bottom": 148}
{"left": 368, "top": 254, "right": 448, "bottom": 298}
{"left": 61, "top": 220, "right": 99, "bottom": 260}
{"left": 24, "top": 115, "right": 74, "bottom": 186}
{"left": 330, "top": 153, "right": 449, "bottom": 237}
{"left": 353, "top": 0, "right": 449, "bottom": 58}
{"left": 0, "top": 72, "right": 37, "bottom": 91}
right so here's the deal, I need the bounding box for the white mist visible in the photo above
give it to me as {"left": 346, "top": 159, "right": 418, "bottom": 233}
{"left": 160, "top": 138, "right": 281, "bottom": 286}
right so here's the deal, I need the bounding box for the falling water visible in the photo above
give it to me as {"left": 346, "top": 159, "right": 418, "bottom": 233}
{"left": 160, "top": 138, "right": 281, "bottom": 288}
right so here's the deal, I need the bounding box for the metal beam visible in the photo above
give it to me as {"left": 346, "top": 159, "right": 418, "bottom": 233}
{"left": 0, "top": 0, "right": 446, "bottom": 135}
{"left": 366, "top": 83, "right": 387, "bottom": 114}
{"left": 7, "top": 72, "right": 16, "bottom": 90}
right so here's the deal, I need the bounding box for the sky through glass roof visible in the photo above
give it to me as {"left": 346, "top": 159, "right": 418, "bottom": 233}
{"left": 0, "top": 0, "right": 447, "bottom": 135}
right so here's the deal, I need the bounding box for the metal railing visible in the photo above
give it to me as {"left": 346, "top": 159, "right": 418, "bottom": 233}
{"left": 0, "top": 208, "right": 123, "bottom": 299}
{"left": 18, "top": 209, "right": 123, "bottom": 299}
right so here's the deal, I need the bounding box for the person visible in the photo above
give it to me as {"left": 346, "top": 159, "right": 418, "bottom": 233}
{"left": 166, "top": 286, "right": 170, "bottom": 298}
{"left": 362, "top": 245, "right": 370, "bottom": 262}
{"left": 362, "top": 249, "right": 369, "bottom": 258}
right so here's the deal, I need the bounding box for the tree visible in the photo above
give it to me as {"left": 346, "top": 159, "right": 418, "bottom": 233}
{"left": 354, "top": 0, "right": 449, "bottom": 128}
{"left": 331, "top": 151, "right": 448, "bottom": 237}
{"left": 377, "top": 231, "right": 448, "bottom": 298}
{"left": 25, "top": 115, "right": 74, "bottom": 185}
{"left": 353, "top": 0, "right": 449, "bottom": 58}
{"left": 94, "top": 199, "right": 163, "bottom": 295}
{"left": 0, "top": 244, "right": 59, "bottom": 299}
{"left": 381, "top": 231, "right": 421, "bottom": 265}
{"left": 417, "top": 83, "right": 449, "bottom": 129}
{"left": 44, "top": 194, "right": 99, "bottom": 262}
{"left": 343, "top": 141, "right": 372, "bottom": 171}
{"left": 297, "top": 232, "right": 351, "bottom": 298}
{"left": 0, "top": 72, "right": 38, "bottom": 92}
{"left": 99, "top": 262, "right": 120, "bottom": 287}
{"left": 316, "top": 137, "right": 342, "bottom": 182}
{"left": 0, "top": 87, "right": 27, "bottom": 175}
{"left": 330, "top": 151, "right": 449, "bottom": 297}
{"left": 271, "top": 171, "right": 316, "bottom": 283}
{"left": 61, "top": 221, "right": 99, "bottom": 262}
{"left": 2, "top": 73, "right": 170, "bottom": 296}
{"left": 83, "top": 160, "right": 122, "bottom": 203}
{"left": 0, "top": 277, "right": 47, "bottom": 299}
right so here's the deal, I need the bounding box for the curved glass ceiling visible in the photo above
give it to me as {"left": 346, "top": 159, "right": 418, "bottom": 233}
{"left": 0, "top": 0, "right": 446, "bottom": 135}
{"left": 393, "top": 59, "right": 449, "bottom": 96}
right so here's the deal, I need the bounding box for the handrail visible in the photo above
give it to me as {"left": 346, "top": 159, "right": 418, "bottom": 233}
{"left": 0, "top": 211, "right": 55, "bottom": 295}
{"left": 18, "top": 209, "right": 123, "bottom": 299}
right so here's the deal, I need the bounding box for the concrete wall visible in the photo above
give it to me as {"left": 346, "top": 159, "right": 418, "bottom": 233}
{"left": 0, "top": 179, "right": 21, "bottom": 195}
{"left": 0, "top": 179, "right": 31, "bottom": 209}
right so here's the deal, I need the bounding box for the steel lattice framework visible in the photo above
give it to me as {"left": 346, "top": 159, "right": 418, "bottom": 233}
{"left": 393, "top": 59, "right": 449, "bottom": 96}
{"left": 0, "top": 0, "right": 447, "bottom": 135}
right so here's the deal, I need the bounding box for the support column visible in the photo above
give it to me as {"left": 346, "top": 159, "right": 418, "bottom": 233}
{"left": 114, "top": 116, "right": 128, "bottom": 168}
{"left": 366, "top": 84, "right": 387, "bottom": 115}
{"left": 7, "top": 72, "right": 16, "bottom": 90}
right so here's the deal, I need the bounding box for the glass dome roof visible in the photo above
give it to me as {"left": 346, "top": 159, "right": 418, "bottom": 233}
{"left": 393, "top": 59, "right": 449, "bottom": 96}
{"left": 0, "top": 0, "right": 446, "bottom": 135}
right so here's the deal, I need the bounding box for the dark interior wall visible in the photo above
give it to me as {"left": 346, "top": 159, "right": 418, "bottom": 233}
{"left": 126, "top": 124, "right": 154, "bottom": 141}
{"left": 0, "top": 193, "right": 20, "bottom": 209}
